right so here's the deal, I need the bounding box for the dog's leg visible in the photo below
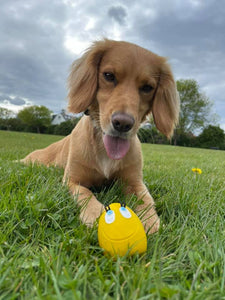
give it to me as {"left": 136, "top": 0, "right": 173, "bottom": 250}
{"left": 68, "top": 181, "right": 104, "bottom": 226}
{"left": 125, "top": 182, "right": 160, "bottom": 234}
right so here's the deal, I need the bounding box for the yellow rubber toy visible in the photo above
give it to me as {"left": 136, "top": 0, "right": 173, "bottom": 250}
{"left": 98, "top": 203, "right": 147, "bottom": 256}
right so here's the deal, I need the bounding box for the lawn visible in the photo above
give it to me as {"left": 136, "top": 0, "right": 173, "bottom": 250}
{"left": 0, "top": 130, "right": 225, "bottom": 299}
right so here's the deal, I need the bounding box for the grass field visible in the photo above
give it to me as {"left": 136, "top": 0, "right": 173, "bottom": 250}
{"left": 0, "top": 130, "right": 225, "bottom": 299}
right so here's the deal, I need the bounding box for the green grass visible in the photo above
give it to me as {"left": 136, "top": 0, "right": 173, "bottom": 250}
{"left": 0, "top": 130, "right": 225, "bottom": 299}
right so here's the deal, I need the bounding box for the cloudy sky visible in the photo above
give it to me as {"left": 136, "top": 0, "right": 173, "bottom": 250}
{"left": 0, "top": 0, "right": 224, "bottom": 129}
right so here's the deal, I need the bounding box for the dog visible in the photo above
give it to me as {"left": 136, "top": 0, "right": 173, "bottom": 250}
{"left": 21, "top": 39, "right": 179, "bottom": 234}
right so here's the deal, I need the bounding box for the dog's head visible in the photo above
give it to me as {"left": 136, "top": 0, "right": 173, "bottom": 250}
{"left": 68, "top": 39, "right": 179, "bottom": 159}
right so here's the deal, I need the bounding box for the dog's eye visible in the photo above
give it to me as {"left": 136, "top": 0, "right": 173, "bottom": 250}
{"left": 103, "top": 72, "right": 115, "bottom": 82}
{"left": 140, "top": 84, "right": 153, "bottom": 93}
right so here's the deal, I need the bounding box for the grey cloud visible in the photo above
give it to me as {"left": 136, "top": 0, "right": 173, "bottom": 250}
{"left": 0, "top": 0, "right": 71, "bottom": 112}
{"left": 108, "top": 5, "right": 127, "bottom": 25}
{"left": 0, "top": 94, "right": 26, "bottom": 106}
{"left": 9, "top": 97, "right": 26, "bottom": 106}
{"left": 0, "top": 94, "right": 12, "bottom": 101}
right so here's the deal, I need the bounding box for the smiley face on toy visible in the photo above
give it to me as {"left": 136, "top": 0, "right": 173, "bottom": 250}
{"left": 98, "top": 203, "right": 147, "bottom": 256}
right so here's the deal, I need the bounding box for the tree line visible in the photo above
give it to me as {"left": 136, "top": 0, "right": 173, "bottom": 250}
{"left": 0, "top": 106, "right": 81, "bottom": 136}
{"left": 0, "top": 79, "right": 224, "bottom": 150}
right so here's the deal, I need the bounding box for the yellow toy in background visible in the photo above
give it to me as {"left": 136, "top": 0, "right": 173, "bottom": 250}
{"left": 98, "top": 203, "right": 147, "bottom": 256}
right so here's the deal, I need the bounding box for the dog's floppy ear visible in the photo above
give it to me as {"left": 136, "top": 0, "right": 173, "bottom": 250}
{"left": 152, "top": 59, "right": 180, "bottom": 138}
{"left": 68, "top": 40, "right": 110, "bottom": 113}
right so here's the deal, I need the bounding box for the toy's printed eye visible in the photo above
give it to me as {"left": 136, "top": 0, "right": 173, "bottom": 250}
{"left": 119, "top": 207, "right": 132, "bottom": 219}
{"left": 105, "top": 210, "right": 115, "bottom": 224}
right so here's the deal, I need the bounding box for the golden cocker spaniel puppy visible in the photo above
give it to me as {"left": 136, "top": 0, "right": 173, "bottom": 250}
{"left": 22, "top": 39, "right": 179, "bottom": 234}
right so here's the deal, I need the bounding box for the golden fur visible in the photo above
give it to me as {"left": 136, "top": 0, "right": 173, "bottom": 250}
{"left": 22, "top": 39, "right": 179, "bottom": 234}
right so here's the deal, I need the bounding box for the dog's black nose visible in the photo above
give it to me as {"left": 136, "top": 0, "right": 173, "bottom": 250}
{"left": 112, "top": 113, "right": 135, "bottom": 133}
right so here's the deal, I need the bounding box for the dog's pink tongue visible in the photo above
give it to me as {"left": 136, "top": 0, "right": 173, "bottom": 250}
{"left": 103, "top": 135, "right": 130, "bottom": 160}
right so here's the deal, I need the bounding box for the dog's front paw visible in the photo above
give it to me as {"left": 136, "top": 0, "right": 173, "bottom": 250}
{"left": 79, "top": 204, "right": 104, "bottom": 227}
{"left": 143, "top": 215, "right": 160, "bottom": 235}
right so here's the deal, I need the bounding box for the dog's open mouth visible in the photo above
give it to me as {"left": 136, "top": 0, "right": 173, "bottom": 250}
{"left": 103, "top": 134, "right": 130, "bottom": 160}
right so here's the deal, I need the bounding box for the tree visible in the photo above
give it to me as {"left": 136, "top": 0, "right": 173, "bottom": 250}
{"left": 54, "top": 119, "right": 76, "bottom": 136}
{"left": 176, "top": 79, "right": 217, "bottom": 134}
{"left": 0, "top": 117, "right": 25, "bottom": 131}
{"left": 0, "top": 108, "right": 16, "bottom": 130}
{"left": 18, "top": 105, "right": 52, "bottom": 133}
{"left": 0, "top": 107, "right": 14, "bottom": 119}
{"left": 197, "top": 125, "right": 225, "bottom": 150}
{"left": 138, "top": 126, "right": 168, "bottom": 144}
